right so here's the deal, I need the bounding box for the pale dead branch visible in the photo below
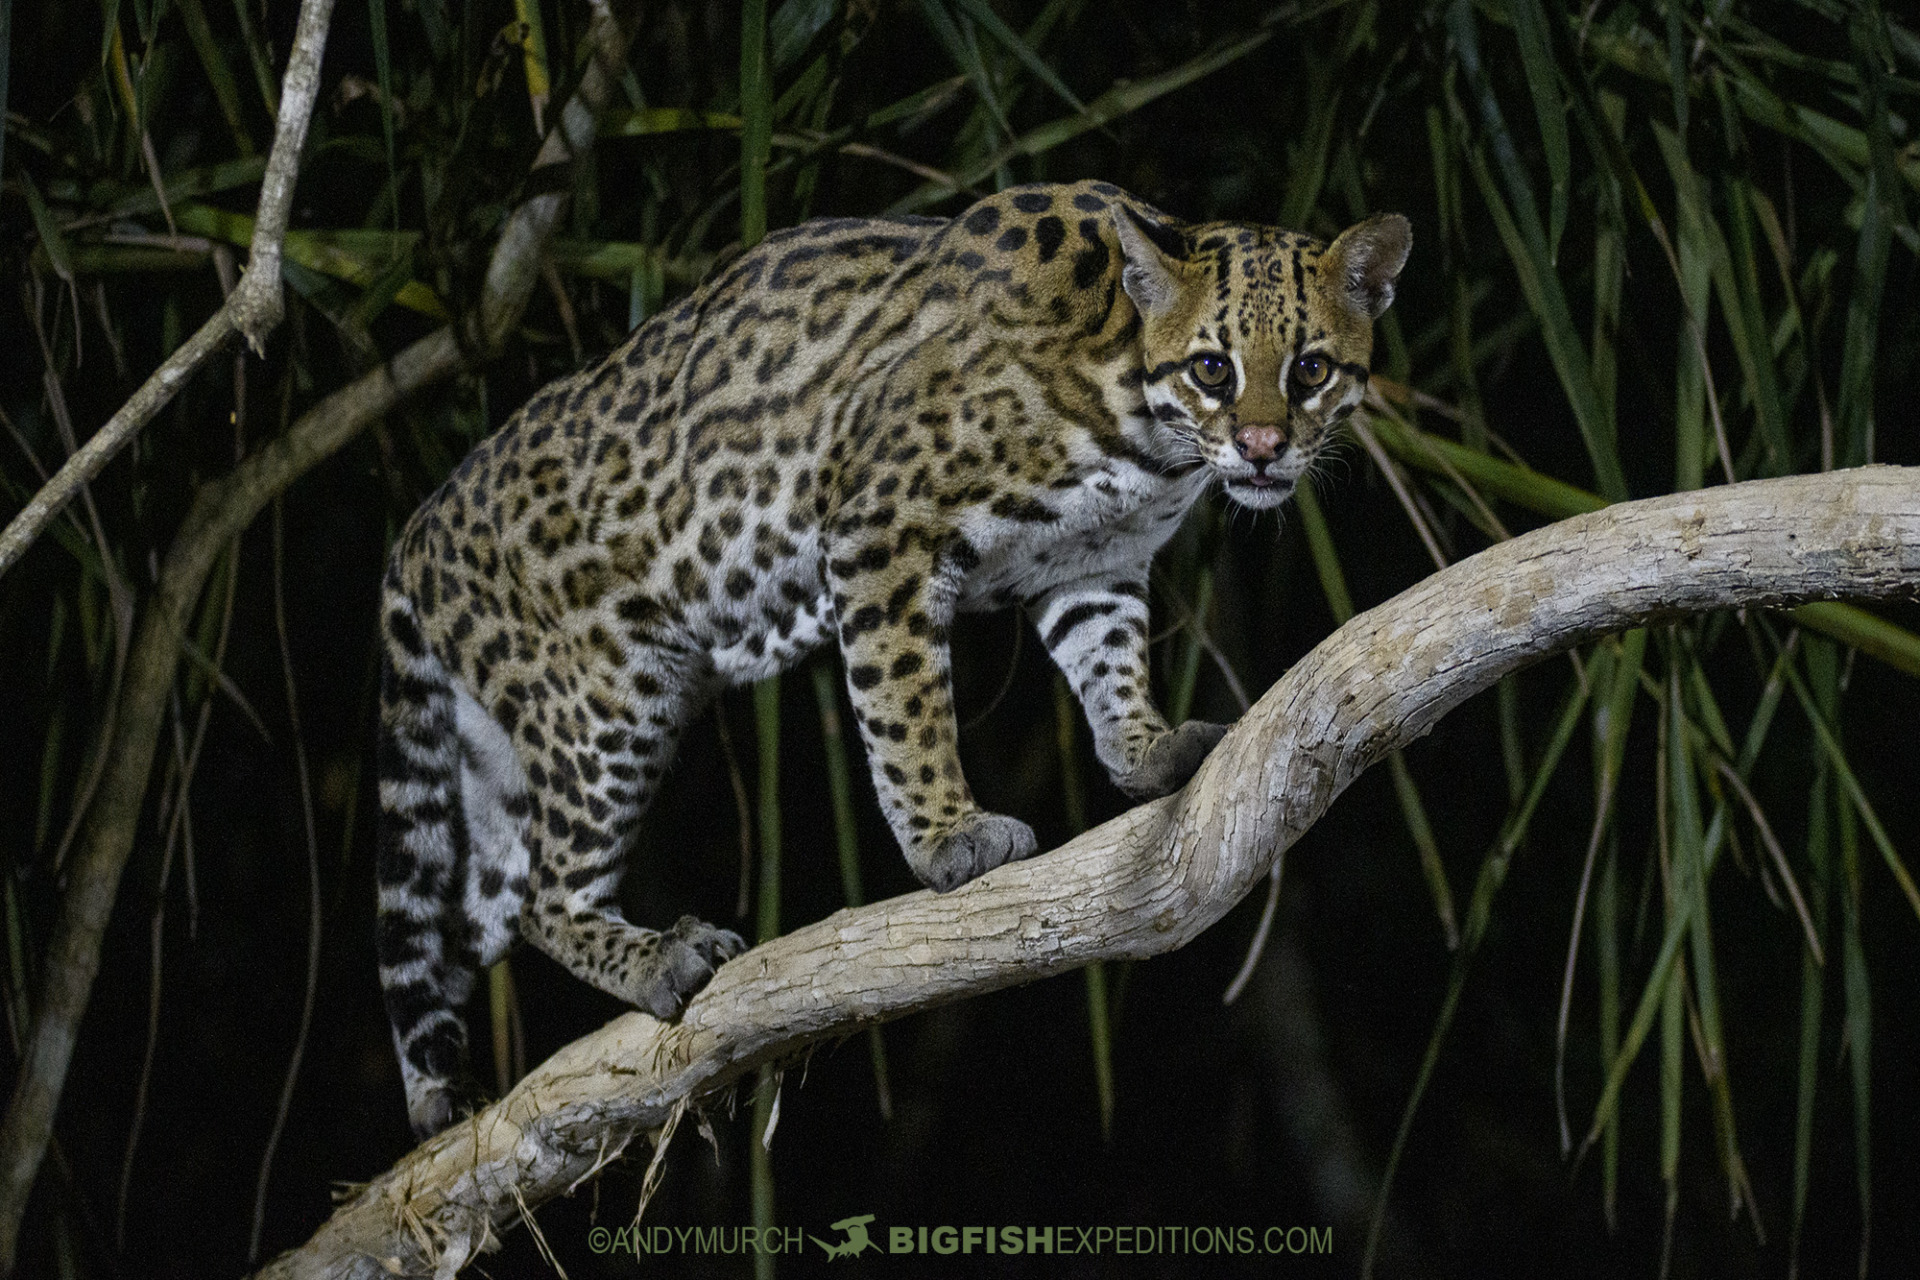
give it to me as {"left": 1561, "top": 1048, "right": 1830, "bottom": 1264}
{"left": 254, "top": 467, "right": 1920, "bottom": 1280}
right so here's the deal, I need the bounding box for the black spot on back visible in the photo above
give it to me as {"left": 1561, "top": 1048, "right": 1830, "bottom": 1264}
{"left": 1034, "top": 217, "right": 1066, "bottom": 263}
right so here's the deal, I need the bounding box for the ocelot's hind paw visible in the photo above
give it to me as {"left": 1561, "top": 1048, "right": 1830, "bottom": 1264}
{"left": 410, "top": 1072, "right": 490, "bottom": 1142}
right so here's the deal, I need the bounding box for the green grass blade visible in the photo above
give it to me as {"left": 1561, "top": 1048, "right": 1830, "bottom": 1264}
{"left": 511, "top": 0, "right": 552, "bottom": 132}
{"left": 602, "top": 107, "right": 747, "bottom": 135}
{"left": 1595, "top": 841, "right": 1622, "bottom": 1229}
{"left": 174, "top": 0, "right": 254, "bottom": 155}
{"left": 1054, "top": 674, "right": 1111, "bottom": 1138}
{"left": 1659, "top": 945, "right": 1684, "bottom": 1253}
{"left": 751, "top": 671, "right": 781, "bottom": 1278}
{"left": 1838, "top": 797, "right": 1873, "bottom": 1278}
{"left": 1293, "top": 484, "right": 1354, "bottom": 623}
{"left": 1387, "top": 750, "right": 1459, "bottom": 950}
{"left": 1787, "top": 765, "right": 1831, "bottom": 1278}
{"left": 741, "top": 0, "right": 772, "bottom": 250}
{"left": 1670, "top": 660, "right": 1748, "bottom": 1212}
{"left": 1663, "top": 0, "right": 1688, "bottom": 137}
{"left": 1778, "top": 654, "right": 1920, "bottom": 922}
{"left": 1667, "top": 139, "right": 1715, "bottom": 491}
{"left": 18, "top": 171, "right": 76, "bottom": 286}
{"left": 751, "top": 1063, "right": 778, "bottom": 1280}
{"left": 811, "top": 662, "right": 893, "bottom": 1120}
{"left": 1590, "top": 96, "right": 1627, "bottom": 426}
{"left": 754, "top": 677, "right": 782, "bottom": 945}
{"left": 1279, "top": 69, "right": 1341, "bottom": 229}
{"left": 1506, "top": 0, "right": 1570, "bottom": 261}
{"left": 769, "top": 0, "right": 838, "bottom": 73}
{"left": 811, "top": 663, "right": 865, "bottom": 910}
{"left": 1166, "top": 566, "right": 1211, "bottom": 727}
{"left": 952, "top": 0, "right": 1087, "bottom": 117}
{"left": 1448, "top": 0, "right": 1624, "bottom": 500}
{"left": 1835, "top": 8, "right": 1901, "bottom": 468}
{"left": 368, "top": 0, "right": 398, "bottom": 220}
{"left": 1724, "top": 179, "right": 1792, "bottom": 472}
{"left": 1579, "top": 840, "right": 1718, "bottom": 1159}
{"left": 407, "top": 0, "right": 446, "bottom": 66}
{"left": 890, "top": 25, "right": 1275, "bottom": 213}
{"left": 915, "top": 0, "right": 1012, "bottom": 140}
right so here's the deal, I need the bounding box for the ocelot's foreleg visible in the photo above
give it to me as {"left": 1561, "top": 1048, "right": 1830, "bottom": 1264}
{"left": 828, "top": 532, "right": 1037, "bottom": 891}
{"left": 1027, "top": 566, "right": 1227, "bottom": 800}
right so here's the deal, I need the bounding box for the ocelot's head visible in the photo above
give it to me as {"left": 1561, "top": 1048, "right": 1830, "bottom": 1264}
{"left": 1113, "top": 208, "right": 1411, "bottom": 510}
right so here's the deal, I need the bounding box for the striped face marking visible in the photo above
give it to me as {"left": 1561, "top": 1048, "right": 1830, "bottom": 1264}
{"left": 1114, "top": 210, "right": 1411, "bottom": 510}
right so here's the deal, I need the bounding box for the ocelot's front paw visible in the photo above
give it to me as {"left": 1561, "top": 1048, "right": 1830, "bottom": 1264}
{"left": 917, "top": 811, "right": 1038, "bottom": 893}
{"left": 632, "top": 915, "right": 749, "bottom": 1020}
{"left": 1113, "top": 720, "right": 1230, "bottom": 800}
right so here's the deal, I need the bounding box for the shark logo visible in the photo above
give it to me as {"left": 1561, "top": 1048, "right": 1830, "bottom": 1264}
{"left": 810, "top": 1213, "right": 880, "bottom": 1260}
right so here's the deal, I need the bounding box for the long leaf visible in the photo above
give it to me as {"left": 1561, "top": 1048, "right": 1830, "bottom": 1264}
{"left": 1506, "top": 0, "right": 1570, "bottom": 261}
{"left": 1448, "top": 0, "right": 1625, "bottom": 501}
{"left": 891, "top": 25, "right": 1276, "bottom": 213}
{"left": 952, "top": 0, "right": 1087, "bottom": 117}
{"left": 174, "top": 0, "right": 254, "bottom": 155}
{"left": 741, "top": 0, "right": 773, "bottom": 250}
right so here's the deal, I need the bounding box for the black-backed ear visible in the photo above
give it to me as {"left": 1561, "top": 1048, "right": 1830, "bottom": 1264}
{"left": 1324, "top": 214, "right": 1412, "bottom": 319}
{"left": 1111, "top": 207, "right": 1183, "bottom": 318}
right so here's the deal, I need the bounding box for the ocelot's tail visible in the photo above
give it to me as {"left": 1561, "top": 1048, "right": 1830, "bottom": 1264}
{"left": 375, "top": 564, "right": 481, "bottom": 1139}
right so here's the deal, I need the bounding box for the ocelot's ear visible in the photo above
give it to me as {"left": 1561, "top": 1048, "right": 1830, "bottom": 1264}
{"left": 1324, "top": 214, "right": 1412, "bottom": 319}
{"left": 1112, "top": 207, "right": 1183, "bottom": 318}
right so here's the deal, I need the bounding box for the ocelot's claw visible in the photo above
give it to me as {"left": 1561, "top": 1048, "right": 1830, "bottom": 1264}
{"left": 917, "top": 811, "right": 1038, "bottom": 893}
{"left": 1113, "top": 720, "right": 1229, "bottom": 800}
{"left": 633, "top": 915, "right": 749, "bottom": 1020}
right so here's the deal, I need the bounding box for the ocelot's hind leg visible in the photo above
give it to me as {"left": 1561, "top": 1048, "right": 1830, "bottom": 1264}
{"left": 514, "top": 658, "right": 746, "bottom": 1017}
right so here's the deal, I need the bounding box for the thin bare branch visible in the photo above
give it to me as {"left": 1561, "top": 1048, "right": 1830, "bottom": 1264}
{"left": 0, "top": 0, "right": 338, "bottom": 583}
{"left": 0, "top": 7, "right": 639, "bottom": 1266}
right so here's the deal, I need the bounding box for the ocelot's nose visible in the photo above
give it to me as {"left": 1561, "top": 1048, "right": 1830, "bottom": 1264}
{"left": 1233, "top": 424, "right": 1285, "bottom": 464}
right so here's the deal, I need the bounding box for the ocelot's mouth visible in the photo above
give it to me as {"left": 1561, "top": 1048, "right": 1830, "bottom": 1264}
{"left": 1223, "top": 474, "right": 1294, "bottom": 507}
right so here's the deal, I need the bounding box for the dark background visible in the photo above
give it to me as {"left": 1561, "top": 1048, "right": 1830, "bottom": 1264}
{"left": 2, "top": 1, "right": 1917, "bottom": 1276}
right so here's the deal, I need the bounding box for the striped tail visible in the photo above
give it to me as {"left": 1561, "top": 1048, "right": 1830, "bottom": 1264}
{"left": 375, "top": 567, "right": 482, "bottom": 1139}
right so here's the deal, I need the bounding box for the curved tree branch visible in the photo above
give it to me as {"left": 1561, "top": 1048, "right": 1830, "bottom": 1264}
{"left": 0, "top": 0, "right": 338, "bottom": 582}
{"left": 255, "top": 465, "right": 1920, "bottom": 1279}
{"left": 0, "top": 5, "right": 639, "bottom": 1270}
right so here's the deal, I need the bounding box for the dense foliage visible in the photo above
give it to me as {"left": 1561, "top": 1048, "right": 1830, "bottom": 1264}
{"left": 1, "top": 0, "right": 1917, "bottom": 1275}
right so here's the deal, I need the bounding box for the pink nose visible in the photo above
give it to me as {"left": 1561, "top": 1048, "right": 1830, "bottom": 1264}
{"left": 1233, "top": 424, "right": 1285, "bottom": 463}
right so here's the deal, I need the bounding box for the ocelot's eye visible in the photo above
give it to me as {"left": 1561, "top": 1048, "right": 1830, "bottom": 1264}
{"left": 1293, "top": 353, "right": 1331, "bottom": 388}
{"left": 1189, "top": 352, "right": 1232, "bottom": 391}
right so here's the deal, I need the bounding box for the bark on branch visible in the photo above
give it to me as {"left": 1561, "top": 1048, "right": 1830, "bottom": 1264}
{"left": 0, "top": 5, "right": 638, "bottom": 1271}
{"left": 0, "top": 0, "right": 338, "bottom": 582}
{"left": 256, "top": 466, "right": 1920, "bottom": 1279}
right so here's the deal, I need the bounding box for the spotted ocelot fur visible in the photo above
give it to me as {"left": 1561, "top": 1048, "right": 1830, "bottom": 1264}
{"left": 377, "top": 179, "right": 1410, "bottom": 1136}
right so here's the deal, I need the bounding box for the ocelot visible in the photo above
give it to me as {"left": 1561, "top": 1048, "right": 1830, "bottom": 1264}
{"left": 376, "top": 178, "right": 1410, "bottom": 1136}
